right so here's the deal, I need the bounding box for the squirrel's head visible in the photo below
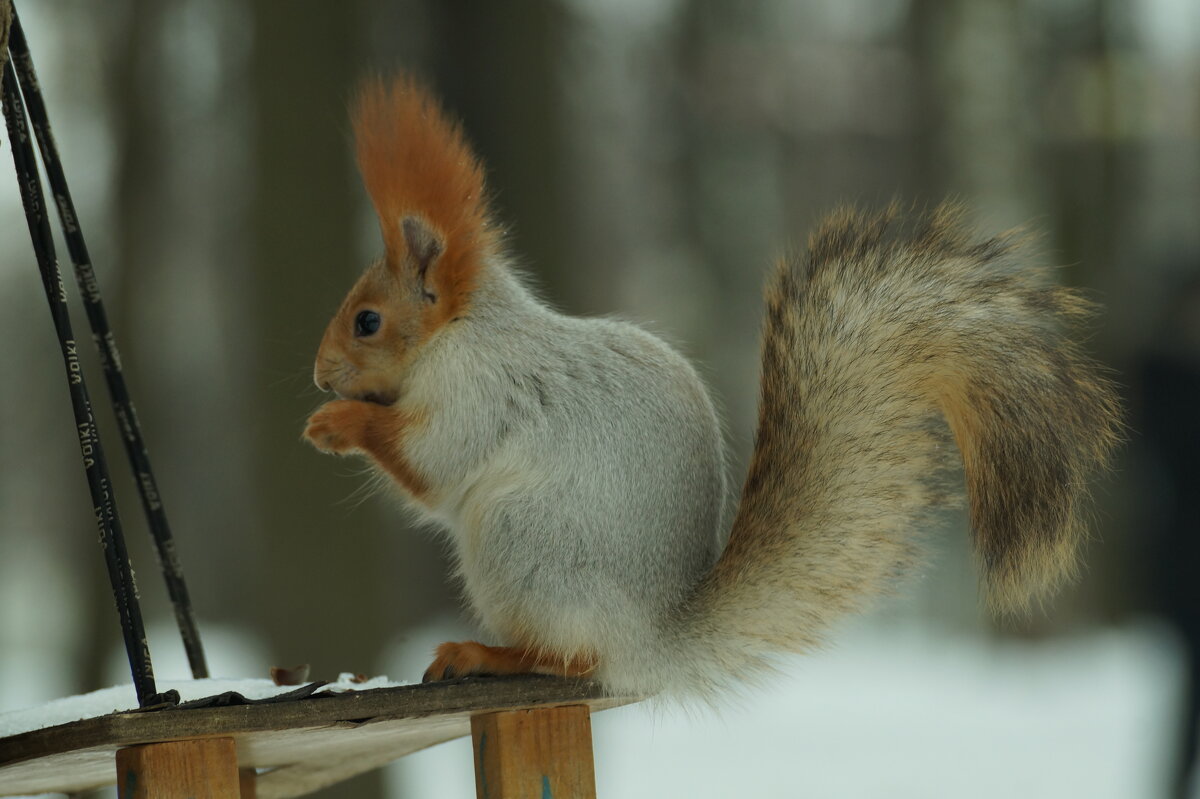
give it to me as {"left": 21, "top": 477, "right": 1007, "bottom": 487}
{"left": 313, "top": 216, "right": 454, "bottom": 404}
{"left": 312, "top": 74, "right": 495, "bottom": 405}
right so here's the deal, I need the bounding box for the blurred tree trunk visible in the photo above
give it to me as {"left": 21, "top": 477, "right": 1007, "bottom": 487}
{"left": 1046, "top": 0, "right": 1124, "bottom": 288}
{"left": 77, "top": 0, "right": 173, "bottom": 696}
{"left": 676, "top": 0, "right": 780, "bottom": 457}
{"left": 428, "top": 1, "right": 571, "bottom": 304}
{"left": 1042, "top": 0, "right": 1132, "bottom": 620}
{"left": 248, "top": 2, "right": 381, "bottom": 797}
{"left": 906, "top": 0, "right": 950, "bottom": 199}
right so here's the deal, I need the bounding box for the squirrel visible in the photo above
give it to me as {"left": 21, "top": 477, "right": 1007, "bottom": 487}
{"left": 303, "top": 74, "right": 1121, "bottom": 697}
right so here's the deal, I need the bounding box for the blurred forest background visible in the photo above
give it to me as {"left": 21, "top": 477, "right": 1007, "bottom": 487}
{"left": 1, "top": 0, "right": 1198, "bottom": 797}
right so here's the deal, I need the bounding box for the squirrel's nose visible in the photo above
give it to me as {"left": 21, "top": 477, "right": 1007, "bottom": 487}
{"left": 313, "top": 367, "right": 332, "bottom": 393}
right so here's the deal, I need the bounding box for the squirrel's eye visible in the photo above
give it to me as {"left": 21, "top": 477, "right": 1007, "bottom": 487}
{"left": 354, "top": 310, "right": 381, "bottom": 338}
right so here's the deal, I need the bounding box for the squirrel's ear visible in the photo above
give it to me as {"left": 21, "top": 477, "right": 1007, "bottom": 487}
{"left": 391, "top": 215, "right": 445, "bottom": 302}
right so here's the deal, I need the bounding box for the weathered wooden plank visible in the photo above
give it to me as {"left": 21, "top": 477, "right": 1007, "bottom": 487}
{"left": 0, "top": 676, "right": 627, "bottom": 799}
{"left": 115, "top": 738, "right": 240, "bottom": 798}
{"left": 471, "top": 705, "right": 596, "bottom": 799}
{"left": 1, "top": 676, "right": 607, "bottom": 767}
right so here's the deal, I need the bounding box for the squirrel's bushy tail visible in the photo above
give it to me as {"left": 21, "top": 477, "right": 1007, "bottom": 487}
{"left": 674, "top": 204, "right": 1120, "bottom": 695}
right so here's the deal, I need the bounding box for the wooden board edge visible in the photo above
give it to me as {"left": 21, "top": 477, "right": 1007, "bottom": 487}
{"left": 0, "top": 676, "right": 634, "bottom": 769}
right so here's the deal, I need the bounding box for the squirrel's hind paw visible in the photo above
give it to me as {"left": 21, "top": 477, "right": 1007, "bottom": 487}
{"left": 421, "top": 641, "right": 597, "bottom": 683}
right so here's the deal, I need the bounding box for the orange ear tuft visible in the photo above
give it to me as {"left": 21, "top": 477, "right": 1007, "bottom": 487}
{"left": 351, "top": 75, "right": 495, "bottom": 308}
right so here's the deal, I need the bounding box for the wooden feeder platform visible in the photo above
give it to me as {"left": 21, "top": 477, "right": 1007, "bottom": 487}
{"left": 0, "top": 676, "right": 629, "bottom": 798}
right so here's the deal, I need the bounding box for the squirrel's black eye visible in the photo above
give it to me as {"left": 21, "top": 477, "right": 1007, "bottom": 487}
{"left": 354, "top": 310, "right": 381, "bottom": 338}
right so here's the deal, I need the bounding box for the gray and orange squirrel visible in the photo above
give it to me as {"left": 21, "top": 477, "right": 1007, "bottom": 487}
{"left": 303, "top": 74, "right": 1121, "bottom": 697}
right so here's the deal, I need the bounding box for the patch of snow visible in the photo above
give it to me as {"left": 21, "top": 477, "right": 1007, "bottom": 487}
{"left": 0, "top": 673, "right": 409, "bottom": 738}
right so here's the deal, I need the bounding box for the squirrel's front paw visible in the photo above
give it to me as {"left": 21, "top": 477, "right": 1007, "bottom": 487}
{"left": 303, "top": 400, "right": 377, "bottom": 455}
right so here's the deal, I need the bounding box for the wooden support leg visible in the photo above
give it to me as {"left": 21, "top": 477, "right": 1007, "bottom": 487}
{"left": 115, "top": 738, "right": 240, "bottom": 798}
{"left": 239, "top": 767, "right": 258, "bottom": 798}
{"left": 471, "top": 704, "right": 597, "bottom": 799}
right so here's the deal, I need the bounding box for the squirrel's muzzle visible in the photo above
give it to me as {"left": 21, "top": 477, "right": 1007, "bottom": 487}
{"left": 313, "top": 359, "right": 338, "bottom": 393}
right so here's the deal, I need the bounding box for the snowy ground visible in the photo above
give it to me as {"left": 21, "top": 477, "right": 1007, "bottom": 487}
{"left": 387, "top": 620, "right": 1183, "bottom": 799}
{"left": 0, "top": 619, "right": 1185, "bottom": 798}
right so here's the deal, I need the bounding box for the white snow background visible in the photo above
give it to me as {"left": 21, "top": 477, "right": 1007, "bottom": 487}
{"left": 0, "top": 617, "right": 1183, "bottom": 798}
{"left": 387, "top": 619, "right": 1183, "bottom": 799}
